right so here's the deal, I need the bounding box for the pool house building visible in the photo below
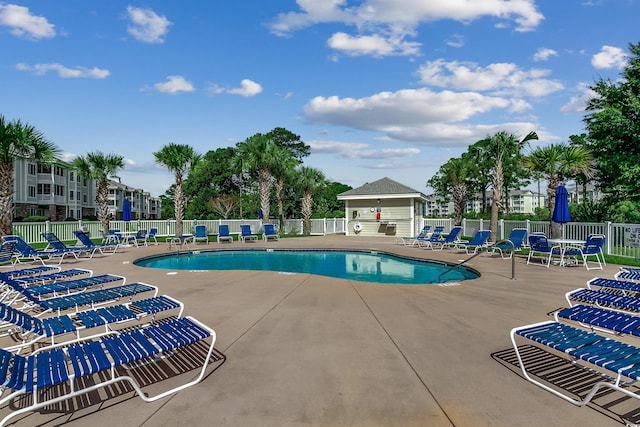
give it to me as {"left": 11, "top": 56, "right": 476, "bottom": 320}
{"left": 338, "top": 177, "right": 427, "bottom": 238}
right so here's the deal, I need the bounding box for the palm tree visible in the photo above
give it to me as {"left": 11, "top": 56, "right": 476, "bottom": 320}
{"left": 477, "top": 131, "right": 538, "bottom": 241}
{"left": 230, "top": 150, "right": 248, "bottom": 219}
{"left": 440, "top": 157, "right": 473, "bottom": 226}
{"left": 297, "top": 166, "right": 326, "bottom": 235}
{"left": 153, "top": 143, "right": 200, "bottom": 237}
{"left": 237, "top": 134, "right": 279, "bottom": 222}
{"left": 272, "top": 146, "right": 299, "bottom": 226}
{"left": 0, "top": 116, "right": 60, "bottom": 235}
{"left": 523, "top": 143, "right": 595, "bottom": 238}
{"left": 71, "top": 152, "right": 124, "bottom": 235}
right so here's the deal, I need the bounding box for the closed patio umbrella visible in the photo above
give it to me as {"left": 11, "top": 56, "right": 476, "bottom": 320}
{"left": 122, "top": 198, "right": 132, "bottom": 229}
{"left": 552, "top": 184, "right": 570, "bottom": 238}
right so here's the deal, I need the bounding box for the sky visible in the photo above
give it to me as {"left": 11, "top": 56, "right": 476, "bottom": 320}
{"left": 0, "top": 1, "right": 637, "bottom": 198}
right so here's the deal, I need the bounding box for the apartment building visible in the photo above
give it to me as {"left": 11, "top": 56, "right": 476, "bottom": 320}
{"left": 12, "top": 157, "right": 161, "bottom": 221}
{"left": 425, "top": 189, "right": 546, "bottom": 217}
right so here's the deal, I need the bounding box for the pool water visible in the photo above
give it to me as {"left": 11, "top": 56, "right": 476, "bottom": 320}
{"left": 134, "top": 249, "right": 480, "bottom": 285}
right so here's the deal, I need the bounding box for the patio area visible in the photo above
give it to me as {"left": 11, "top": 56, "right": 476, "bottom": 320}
{"left": 1, "top": 235, "right": 636, "bottom": 427}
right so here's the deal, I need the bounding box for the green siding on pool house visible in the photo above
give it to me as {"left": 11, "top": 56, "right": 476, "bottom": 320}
{"left": 337, "top": 177, "right": 427, "bottom": 237}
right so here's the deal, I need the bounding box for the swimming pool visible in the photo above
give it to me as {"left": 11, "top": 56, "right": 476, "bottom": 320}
{"left": 134, "top": 249, "right": 480, "bottom": 285}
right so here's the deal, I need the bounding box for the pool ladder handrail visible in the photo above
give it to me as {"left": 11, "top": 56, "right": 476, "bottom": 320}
{"left": 438, "top": 239, "right": 517, "bottom": 281}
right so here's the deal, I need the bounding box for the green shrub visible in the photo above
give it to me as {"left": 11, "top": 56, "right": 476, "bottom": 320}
{"left": 21, "top": 215, "right": 48, "bottom": 222}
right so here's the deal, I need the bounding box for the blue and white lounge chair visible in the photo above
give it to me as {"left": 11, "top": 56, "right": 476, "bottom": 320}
{"left": 0, "top": 316, "right": 216, "bottom": 427}
{"left": 0, "top": 241, "right": 17, "bottom": 267}
{"left": 510, "top": 319, "right": 640, "bottom": 407}
{"left": 9, "top": 280, "right": 158, "bottom": 315}
{"left": 566, "top": 287, "right": 640, "bottom": 312}
{"left": 11, "top": 274, "right": 125, "bottom": 302}
{"left": 616, "top": 267, "right": 640, "bottom": 282}
{"left": 526, "top": 234, "right": 562, "bottom": 267}
{"left": 416, "top": 230, "right": 443, "bottom": 249}
{"left": 145, "top": 227, "right": 159, "bottom": 245}
{"left": 240, "top": 224, "right": 258, "bottom": 242}
{"left": 194, "top": 225, "right": 209, "bottom": 244}
{"left": 263, "top": 223, "right": 279, "bottom": 241}
{"left": 73, "top": 230, "right": 118, "bottom": 255}
{"left": 0, "top": 268, "right": 90, "bottom": 290}
{"left": 3, "top": 235, "right": 70, "bottom": 265}
{"left": 430, "top": 227, "right": 463, "bottom": 251}
{"left": 397, "top": 225, "right": 430, "bottom": 246}
{"left": 0, "top": 294, "right": 183, "bottom": 350}
{"left": 41, "top": 232, "right": 90, "bottom": 261}
{"left": 217, "top": 224, "right": 233, "bottom": 243}
{"left": 451, "top": 230, "right": 491, "bottom": 254}
{"left": 491, "top": 228, "right": 527, "bottom": 259}
{"left": 563, "top": 234, "right": 606, "bottom": 270}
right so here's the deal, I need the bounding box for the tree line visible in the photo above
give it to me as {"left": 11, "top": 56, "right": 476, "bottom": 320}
{"left": 427, "top": 41, "right": 640, "bottom": 238}
{"left": 0, "top": 122, "right": 349, "bottom": 237}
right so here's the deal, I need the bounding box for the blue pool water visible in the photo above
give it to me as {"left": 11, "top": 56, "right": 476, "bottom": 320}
{"left": 134, "top": 249, "right": 480, "bottom": 285}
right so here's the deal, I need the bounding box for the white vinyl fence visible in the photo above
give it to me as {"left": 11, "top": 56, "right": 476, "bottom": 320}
{"left": 9, "top": 217, "right": 640, "bottom": 260}
{"left": 423, "top": 218, "right": 640, "bottom": 259}
{"left": 9, "top": 218, "right": 347, "bottom": 246}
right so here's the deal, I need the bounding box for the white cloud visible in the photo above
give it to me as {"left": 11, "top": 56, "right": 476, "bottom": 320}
{"left": 308, "top": 140, "right": 420, "bottom": 159}
{"left": 560, "top": 83, "right": 597, "bottom": 114}
{"left": 15, "top": 62, "right": 110, "bottom": 79}
{"left": 591, "top": 45, "right": 627, "bottom": 69}
{"left": 151, "top": 75, "right": 195, "bottom": 94}
{"left": 445, "top": 34, "right": 465, "bottom": 48}
{"left": 417, "top": 59, "right": 564, "bottom": 97}
{"left": 271, "top": 0, "right": 543, "bottom": 34}
{"left": 228, "top": 79, "right": 263, "bottom": 97}
{"left": 205, "top": 79, "right": 263, "bottom": 97}
{"left": 533, "top": 47, "right": 558, "bottom": 61}
{"left": 269, "top": 1, "right": 543, "bottom": 58}
{"left": 0, "top": 3, "right": 55, "bottom": 39}
{"left": 58, "top": 152, "right": 77, "bottom": 163}
{"left": 327, "top": 32, "right": 420, "bottom": 57}
{"left": 305, "top": 88, "right": 510, "bottom": 127}
{"left": 126, "top": 6, "right": 172, "bottom": 44}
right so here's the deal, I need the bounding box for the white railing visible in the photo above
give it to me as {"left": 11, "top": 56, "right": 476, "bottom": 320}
{"left": 9, "top": 218, "right": 347, "bottom": 245}
{"left": 10, "top": 217, "right": 640, "bottom": 260}
{"left": 422, "top": 218, "right": 640, "bottom": 259}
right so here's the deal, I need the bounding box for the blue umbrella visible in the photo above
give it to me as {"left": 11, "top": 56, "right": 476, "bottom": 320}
{"left": 552, "top": 185, "right": 571, "bottom": 224}
{"left": 122, "top": 198, "right": 132, "bottom": 222}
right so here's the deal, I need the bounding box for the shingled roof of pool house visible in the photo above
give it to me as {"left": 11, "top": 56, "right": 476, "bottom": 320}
{"left": 337, "top": 177, "right": 427, "bottom": 238}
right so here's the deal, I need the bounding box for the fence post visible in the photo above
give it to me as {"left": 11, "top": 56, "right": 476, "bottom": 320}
{"left": 605, "top": 221, "right": 612, "bottom": 256}
{"left": 499, "top": 218, "right": 504, "bottom": 240}
{"left": 462, "top": 218, "right": 467, "bottom": 236}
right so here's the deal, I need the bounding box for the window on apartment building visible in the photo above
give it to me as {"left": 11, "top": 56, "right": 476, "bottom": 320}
{"left": 83, "top": 194, "right": 87, "bottom": 203}
{"left": 37, "top": 183, "right": 51, "bottom": 194}
{"left": 28, "top": 164, "right": 36, "bottom": 175}
{"left": 76, "top": 191, "right": 80, "bottom": 201}
{"left": 69, "top": 190, "right": 74, "bottom": 200}
{"left": 83, "top": 179, "right": 87, "bottom": 186}
{"left": 28, "top": 186, "right": 36, "bottom": 197}
{"left": 37, "top": 165, "right": 51, "bottom": 174}
{"left": 69, "top": 171, "right": 74, "bottom": 181}
{"left": 54, "top": 166, "right": 64, "bottom": 176}
{"left": 55, "top": 185, "right": 64, "bottom": 196}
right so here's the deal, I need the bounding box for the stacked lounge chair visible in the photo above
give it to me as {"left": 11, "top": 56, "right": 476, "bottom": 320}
{"left": 509, "top": 266, "right": 640, "bottom": 409}
{"left": 0, "top": 253, "right": 219, "bottom": 426}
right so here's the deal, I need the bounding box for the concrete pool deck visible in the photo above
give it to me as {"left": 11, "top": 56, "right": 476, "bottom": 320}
{"left": 2, "top": 235, "right": 638, "bottom": 426}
